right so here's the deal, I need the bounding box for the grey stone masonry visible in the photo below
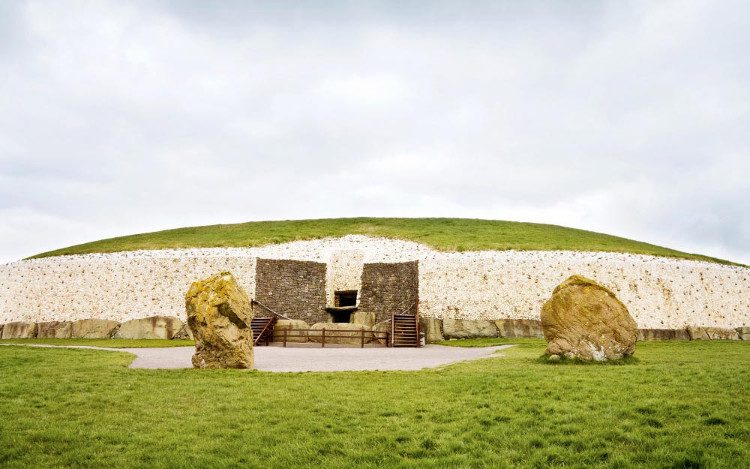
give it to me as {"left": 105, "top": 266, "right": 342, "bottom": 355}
{"left": 359, "top": 261, "right": 419, "bottom": 323}
{"left": 255, "top": 258, "right": 328, "bottom": 323}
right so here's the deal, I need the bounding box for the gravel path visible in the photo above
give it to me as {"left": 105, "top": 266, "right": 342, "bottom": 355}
{"left": 1, "top": 343, "right": 514, "bottom": 372}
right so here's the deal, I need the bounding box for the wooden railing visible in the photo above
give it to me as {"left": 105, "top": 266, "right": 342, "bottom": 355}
{"left": 278, "top": 328, "right": 390, "bottom": 348}
{"left": 252, "top": 316, "right": 277, "bottom": 346}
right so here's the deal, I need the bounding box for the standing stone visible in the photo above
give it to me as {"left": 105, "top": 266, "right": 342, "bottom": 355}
{"left": 186, "top": 272, "right": 254, "bottom": 369}
{"left": 1, "top": 322, "right": 37, "bottom": 339}
{"left": 113, "top": 316, "right": 184, "bottom": 339}
{"left": 541, "top": 275, "right": 637, "bottom": 361}
{"left": 71, "top": 319, "right": 120, "bottom": 338}
{"left": 37, "top": 321, "right": 73, "bottom": 338}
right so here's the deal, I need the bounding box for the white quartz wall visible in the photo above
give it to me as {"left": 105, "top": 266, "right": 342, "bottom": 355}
{"left": 0, "top": 236, "right": 748, "bottom": 329}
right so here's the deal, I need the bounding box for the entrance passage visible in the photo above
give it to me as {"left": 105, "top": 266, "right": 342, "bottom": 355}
{"left": 328, "top": 290, "right": 359, "bottom": 323}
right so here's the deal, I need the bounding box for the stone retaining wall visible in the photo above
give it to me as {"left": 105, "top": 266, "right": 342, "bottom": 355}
{"left": 255, "top": 259, "right": 327, "bottom": 323}
{"left": 0, "top": 236, "right": 748, "bottom": 330}
{"left": 359, "top": 261, "right": 419, "bottom": 322}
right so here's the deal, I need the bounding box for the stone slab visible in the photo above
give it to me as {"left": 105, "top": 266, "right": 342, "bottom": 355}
{"left": 37, "top": 321, "right": 73, "bottom": 338}
{"left": 308, "top": 322, "right": 373, "bottom": 345}
{"left": 1, "top": 321, "right": 38, "bottom": 339}
{"left": 71, "top": 319, "right": 120, "bottom": 339}
{"left": 637, "top": 328, "right": 690, "bottom": 340}
{"left": 687, "top": 326, "right": 740, "bottom": 340}
{"left": 113, "top": 316, "right": 184, "bottom": 339}
{"left": 419, "top": 317, "right": 444, "bottom": 343}
{"left": 495, "top": 319, "right": 544, "bottom": 338}
{"left": 442, "top": 319, "right": 499, "bottom": 339}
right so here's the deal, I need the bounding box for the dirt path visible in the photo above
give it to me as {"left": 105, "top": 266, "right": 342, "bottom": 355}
{"left": 1, "top": 343, "right": 514, "bottom": 372}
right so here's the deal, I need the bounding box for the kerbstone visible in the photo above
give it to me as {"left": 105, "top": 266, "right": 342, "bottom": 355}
{"left": 419, "top": 317, "right": 444, "bottom": 343}
{"left": 637, "top": 328, "right": 690, "bottom": 340}
{"left": 1, "top": 321, "right": 37, "bottom": 339}
{"left": 687, "top": 326, "right": 740, "bottom": 340}
{"left": 71, "top": 319, "right": 120, "bottom": 338}
{"left": 113, "top": 316, "right": 184, "bottom": 339}
{"left": 442, "top": 319, "right": 498, "bottom": 339}
{"left": 495, "top": 319, "right": 544, "bottom": 338}
{"left": 351, "top": 311, "right": 376, "bottom": 328}
{"left": 273, "top": 319, "right": 310, "bottom": 343}
{"left": 308, "top": 322, "right": 373, "bottom": 345}
{"left": 37, "top": 321, "right": 73, "bottom": 338}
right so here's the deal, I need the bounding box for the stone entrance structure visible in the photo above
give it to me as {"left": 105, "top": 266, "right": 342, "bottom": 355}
{"left": 252, "top": 257, "right": 421, "bottom": 346}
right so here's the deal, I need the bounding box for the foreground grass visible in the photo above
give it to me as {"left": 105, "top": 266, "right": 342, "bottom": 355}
{"left": 29, "top": 217, "right": 737, "bottom": 265}
{"left": 0, "top": 341, "right": 747, "bottom": 467}
{"left": 0, "top": 338, "right": 194, "bottom": 348}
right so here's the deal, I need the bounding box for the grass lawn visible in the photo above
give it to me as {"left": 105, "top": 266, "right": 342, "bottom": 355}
{"left": 0, "top": 341, "right": 747, "bottom": 467}
{"left": 29, "top": 217, "right": 738, "bottom": 265}
{"left": 0, "top": 338, "right": 194, "bottom": 348}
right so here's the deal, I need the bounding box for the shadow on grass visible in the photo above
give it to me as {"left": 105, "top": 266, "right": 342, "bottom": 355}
{"left": 536, "top": 354, "right": 640, "bottom": 365}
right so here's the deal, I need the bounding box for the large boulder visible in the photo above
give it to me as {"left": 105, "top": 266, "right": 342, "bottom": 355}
{"left": 309, "top": 322, "right": 373, "bottom": 345}
{"left": 186, "top": 272, "right": 254, "bottom": 369}
{"left": 687, "top": 326, "right": 740, "bottom": 340}
{"left": 541, "top": 275, "right": 637, "bottom": 361}
{"left": 1, "top": 321, "right": 37, "bottom": 339}
{"left": 495, "top": 319, "right": 544, "bottom": 338}
{"left": 113, "top": 316, "right": 184, "bottom": 339}
{"left": 737, "top": 327, "right": 750, "bottom": 341}
{"left": 442, "top": 319, "right": 499, "bottom": 339}
{"left": 419, "top": 317, "right": 444, "bottom": 343}
{"left": 37, "top": 321, "right": 73, "bottom": 338}
{"left": 273, "top": 319, "right": 310, "bottom": 343}
{"left": 71, "top": 319, "right": 120, "bottom": 338}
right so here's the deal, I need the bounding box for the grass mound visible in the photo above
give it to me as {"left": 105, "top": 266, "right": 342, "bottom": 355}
{"left": 0, "top": 340, "right": 747, "bottom": 466}
{"left": 29, "top": 217, "right": 738, "bottom": 265}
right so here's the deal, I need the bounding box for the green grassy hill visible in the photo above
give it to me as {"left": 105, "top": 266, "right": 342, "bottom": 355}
{"left": 29, "top": 217, "right": 739, "bottom": 265}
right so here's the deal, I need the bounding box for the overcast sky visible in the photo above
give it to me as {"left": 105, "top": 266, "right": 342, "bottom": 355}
{"left": 1, "top": 0, "right": 748, "bottom": 264}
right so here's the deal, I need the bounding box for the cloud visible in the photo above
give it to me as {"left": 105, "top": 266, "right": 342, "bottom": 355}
{"left": 0, "top": 0, "right": 748, "bottom": 263}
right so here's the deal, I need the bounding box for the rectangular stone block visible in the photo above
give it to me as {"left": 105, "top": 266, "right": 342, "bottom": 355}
{"left": 112, "top": 316, "right": 184, "bottom": 339}
{"left": 637, "top": 328, "right": 690, "bottom": 340}
{"left": 37, "top": 321, "right": 73, "bottom": 338}
{"left": 443, "top": 319, "right": 498, "bottom": 339}
{"left": 71, "top": 319, "right": 120, "bottom": 338}
{"left": 1, "top": 321, "right": 38, "bottom": 339}
{"left": 687, "top": 326, "right": 740, "bottom": 340}
{"left": 419, "top": 317, "right": 444, "bottom": 343}
{"left": 495, "top": 319, "right": 544, "bottom": 338}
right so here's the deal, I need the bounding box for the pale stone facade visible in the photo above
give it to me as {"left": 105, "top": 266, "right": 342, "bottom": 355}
{"left": 0, "top": 235, "right": 748, "bottom": 329}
